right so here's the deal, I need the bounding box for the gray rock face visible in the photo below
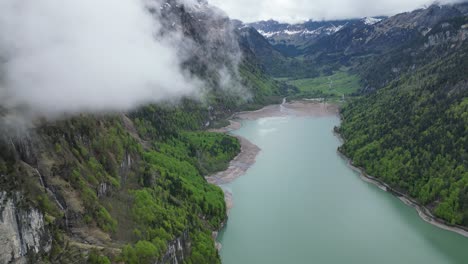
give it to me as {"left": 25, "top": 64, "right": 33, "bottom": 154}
{"left": 0, "top": 192, "right": 51, "bottom": 264}
{"left": 425, "top": 26, "right": 468, "bottom": 48}
{"left": 97, "top": 183, "right": 109, "bottom": 198}
{"left": 157, "top": 230, "right": 191, "bottom": 264}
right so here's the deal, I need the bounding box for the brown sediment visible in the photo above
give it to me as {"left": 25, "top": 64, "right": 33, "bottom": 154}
{"left": 207, "top": 100, "right": 338, "bottom": 213}
{"left": 280, "top": 100, "right": 340, "bottom": 117}
{"left": 234, "top": 100, "right": 339, "bottom": 120}
{"left": 206, "top": 133, "right": 260, "bottom": 186}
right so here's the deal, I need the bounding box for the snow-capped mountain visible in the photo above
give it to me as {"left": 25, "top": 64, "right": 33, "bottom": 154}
{"left": 362, "top": 17, "right": 383, "bottom": 25}
{"left": 244, "top": 17, "right": 386, "bottom": 56}
{"left": 249, "top": 19, "right": 353, "bottom": 40}
{"left": 248, "top": 17, "right": 385, "bottom": 40}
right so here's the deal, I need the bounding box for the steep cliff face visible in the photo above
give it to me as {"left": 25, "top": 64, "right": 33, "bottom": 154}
{"left": 0, "top": 192, "right": 51, "bottom": 264}
{"left": 156, "top": 230, "right": 190, "bottom": 264}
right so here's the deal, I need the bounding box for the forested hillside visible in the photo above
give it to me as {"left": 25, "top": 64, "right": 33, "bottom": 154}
{"left": 0, "top": 104, "right": 240, "bottom": 263}
{"left": 339, "top": 18, "right": 468, "bottom": 226}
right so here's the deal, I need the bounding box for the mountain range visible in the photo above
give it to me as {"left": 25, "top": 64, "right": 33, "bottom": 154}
{"left": 237, "top": 3, "right": 468, "bottom": 79}
{"left": 246, "top": 17, "right": 385, "bottom": 56}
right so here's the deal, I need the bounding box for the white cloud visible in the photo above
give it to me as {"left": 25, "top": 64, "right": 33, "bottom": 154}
{"left": 0, "top": 0, "right": 203, "bottom": 119}
{"left": 209, "top": 0, "right": 465, "bottom": 23}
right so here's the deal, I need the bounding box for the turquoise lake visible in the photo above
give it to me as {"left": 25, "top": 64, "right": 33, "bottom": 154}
{"left": 217, "top": 115, "right": 468, "bottom": 264}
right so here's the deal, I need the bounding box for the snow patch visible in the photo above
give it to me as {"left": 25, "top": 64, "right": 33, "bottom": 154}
{"left": 256, "top": 24, "right": 346, "bottom": 38}
{"left": 258, "top": 30, "right": 281, "bottom": 38}
{"left": 284, "top": 29, "right": 303, "bottom": 35}
{"left": 363, "top": 17, "right": 382, "bottom": 25}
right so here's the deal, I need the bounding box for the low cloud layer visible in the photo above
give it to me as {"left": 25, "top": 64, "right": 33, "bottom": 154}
{"left": 0, "top": 0, "right": 213, "bottom": 121}
{"left": 209, "top": 0, "right": 466, "bottom": 22}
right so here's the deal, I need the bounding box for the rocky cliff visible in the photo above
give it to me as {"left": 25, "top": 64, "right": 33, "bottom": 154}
{"left": 0, "top": 192, "right": 51, "bottom": 264}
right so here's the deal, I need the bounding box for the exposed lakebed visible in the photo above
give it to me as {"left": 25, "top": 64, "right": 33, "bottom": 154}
{"left": 216, "top": 104, "right": 468, "bottom": 264}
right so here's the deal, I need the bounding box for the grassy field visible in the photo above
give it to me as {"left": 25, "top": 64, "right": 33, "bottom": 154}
{"left": 286, "top": 71, "right": 361, "bottom": 97}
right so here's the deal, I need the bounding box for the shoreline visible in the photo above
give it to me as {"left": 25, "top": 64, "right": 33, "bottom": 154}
{"left": 206, "top": 100, "right": 339, "bottom": 213}
{"left": 206, "top": 131, "right": 260, "bottom": 186}
{"left": 334, "top": 132, "right": 468, "bottom": 238}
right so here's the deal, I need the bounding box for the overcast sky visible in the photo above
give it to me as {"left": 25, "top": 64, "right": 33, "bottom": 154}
{"left": 209, "top": 0, "right": 466, "bottom": 22}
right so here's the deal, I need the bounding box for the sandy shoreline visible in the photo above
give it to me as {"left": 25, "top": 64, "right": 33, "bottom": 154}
{"left": 206, "top": 100, "right": 339, "bottom": 213}
{"left": 235, "top": 100, "right": 339, "bottom": 120}
{"left": 206, "top": 132, "right": 260, "bottom": 186}
{"left": 334, "top": 133, "right": 468, "bottom": 238}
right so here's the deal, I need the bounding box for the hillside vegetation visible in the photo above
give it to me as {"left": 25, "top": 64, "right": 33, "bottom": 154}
{"left": 339, "top": 43, "right": 468, "bottom": 225}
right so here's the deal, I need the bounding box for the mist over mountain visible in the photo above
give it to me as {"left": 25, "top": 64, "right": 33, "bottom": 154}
{"left": 0, "top": 0, "right": 243, "bottom": 125}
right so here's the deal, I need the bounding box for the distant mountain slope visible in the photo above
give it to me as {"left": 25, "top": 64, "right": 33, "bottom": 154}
{"left": 304, "top": 4, "right": 467, "bottom": 66}
{"left": 236, "top": 25, "right": 320, "bottom": 78}
{"left": 240, "top": 3, "right": 467, "bottom": 79}
{"left": 247, "top": 18, "right": 385, "bottom": 56}
{"left": 356, "top": 15, "right": 468, "bottom": 92}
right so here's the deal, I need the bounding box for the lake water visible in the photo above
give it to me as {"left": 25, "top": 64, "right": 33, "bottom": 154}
{"left": 217, "top": 115, "right": 468, "bottom": 264}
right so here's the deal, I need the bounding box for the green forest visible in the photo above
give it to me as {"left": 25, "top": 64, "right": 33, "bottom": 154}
{"left": 0, "top": 106, "right": 241, "bottom": 263}
{"left": 339, "top": 45, "right": 468, "bottom": 225}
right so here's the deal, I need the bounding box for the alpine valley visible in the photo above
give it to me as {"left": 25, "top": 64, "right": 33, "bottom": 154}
{"left": 0, "top": 0, "right": 467, "bottom": 263}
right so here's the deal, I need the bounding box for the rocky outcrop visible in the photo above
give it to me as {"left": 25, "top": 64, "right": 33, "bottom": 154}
{"left": 97, "top": 183, "right": 110, "bottom": 198}
{"left": 157, "top": 230, "right": 191, "bottom": 264}
{"left": 0, "top": 192, "right": 51, "bottom": 264}
{"left": 425, "top": 22, "right": 468, "bottom": 48}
